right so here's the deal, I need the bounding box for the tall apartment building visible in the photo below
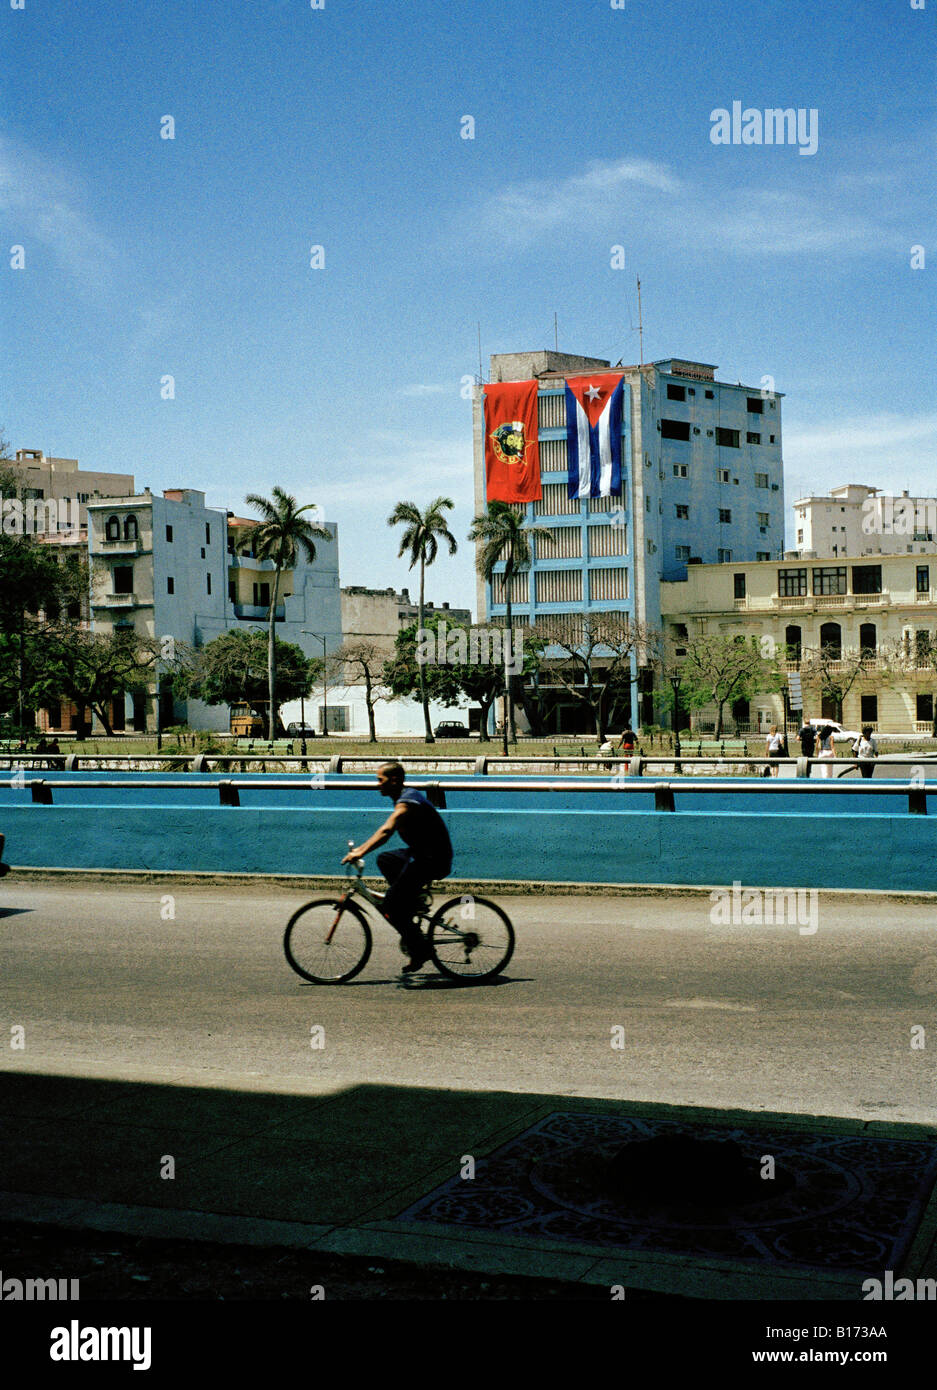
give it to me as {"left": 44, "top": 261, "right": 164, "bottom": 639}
{"left": 793, "top": 484, "right": 937, "bottom": 558}
{"left": 472, "top": 350, "right": 784, "bottom": 726}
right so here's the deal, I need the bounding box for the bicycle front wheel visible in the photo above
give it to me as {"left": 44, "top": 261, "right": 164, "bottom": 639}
{"left": 427, "top": 896, "right": 515, "bottom": 982}
{"left": 283, "top": 898, "right": 372, "bottom": 984}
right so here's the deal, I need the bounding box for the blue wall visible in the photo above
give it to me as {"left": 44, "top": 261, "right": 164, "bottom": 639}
{"left": 2, "top": 774, "right": 935, "bottom": 890}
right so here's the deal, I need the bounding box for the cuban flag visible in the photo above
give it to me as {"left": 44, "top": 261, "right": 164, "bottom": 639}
{"left": 565, "top": 373, "right": 624, "bottom": 498}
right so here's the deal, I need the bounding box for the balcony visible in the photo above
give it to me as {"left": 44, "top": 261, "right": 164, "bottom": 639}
{"left": 94, "top": 592, "right": 147, "bottom": 608}
{"left": 233, "top": 603, "right": 285, "bottom": 621}
{"left": 228, "top": 553, "right": 276, "bottom": 571}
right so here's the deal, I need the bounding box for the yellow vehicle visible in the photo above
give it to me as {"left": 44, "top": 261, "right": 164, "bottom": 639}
{"left": 229, "top": 702, "right": 266, "bottom": 738}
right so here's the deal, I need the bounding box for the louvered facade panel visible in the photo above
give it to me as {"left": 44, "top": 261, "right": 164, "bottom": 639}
{"left": 535, "top": 482, "right": 579, "bottom": 517}
{"left": 537, "top": 526, "right": 582, "bottom": 560}
{"left": 538, "top": 437, "right": 568, "bottom": 473}
{"left": 588, "top": 525, "right": 628, "bottom": 557}
{"left": 490, "top": 571, "right": 530, "bottom": 604}
{"left": 537, "top": 393, "right": 566, "bottom": 429}
{"left": 589, "top": 567, "right": 628, "bottom": 601}
{"left": 535, "top": 569, "right": 583, "bottom": 603}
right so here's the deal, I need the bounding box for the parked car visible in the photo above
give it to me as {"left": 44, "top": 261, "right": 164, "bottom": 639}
{"left": 286, "top": 723, "right": 316, "bottom": 738}
{"left": 434, "top": 721, "right": 470, "bottom": 738}
{"left": 807, "top": 718, "right": 861, "bottom": 743}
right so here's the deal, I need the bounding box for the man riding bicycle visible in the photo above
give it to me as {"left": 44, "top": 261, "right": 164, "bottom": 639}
{"left": 342, "top": 761, "right": 453, "bottom": 972}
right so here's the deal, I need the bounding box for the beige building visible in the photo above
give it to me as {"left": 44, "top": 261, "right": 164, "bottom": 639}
{"left": 340, "top": 585, "right": 472, "bottom": 661}
{"left": 661, "top": 553, "right": 937, "bottom": 735}
{"left": 6, "top": 449, "right": 135, "bottom": 531}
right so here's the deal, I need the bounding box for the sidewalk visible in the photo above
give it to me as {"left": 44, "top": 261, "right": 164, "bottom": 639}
{"left": 2, "top": 1067, "right": 935, "bottom": 1301}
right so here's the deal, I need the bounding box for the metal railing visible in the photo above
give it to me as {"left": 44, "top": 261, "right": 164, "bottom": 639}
{"left": 6, "top": 774, "right": 931, "bottom": 815}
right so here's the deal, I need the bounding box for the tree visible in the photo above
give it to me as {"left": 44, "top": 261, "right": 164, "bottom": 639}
{"left": 468, "top": 502, "right": 551, "bottom": 752}
{"left": 173, "top": 628, "right": 316, "bottom": 724}
{"left": 798, "top": 639, "right": 898, "bottom": 725}
{"left": 675, "top": 633, "right": 783, "bottom": 738}
{"left": 383, "top": 617, "right": 510, "bottom": 743}
{"left": 34, "top": 626, "right": 162, "bottom": 735}
{"left": 0, "top": 534, "right": 80, "bottom": 729}
{"left": 388, "top": 497, "right": 457, "bottom": 743}
{"left": 332, "top": 638, "right": 394, "bottom": 743}
{"left": 241, "top": 488, "right": 331, "bottom": 737}
{"left": 531, "top": 612, "right": 652, "bottom": 743}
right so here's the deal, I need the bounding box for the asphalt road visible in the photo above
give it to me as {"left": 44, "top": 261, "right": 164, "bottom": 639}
{"left": 0, "top": 881, "right": 933, "bottom": 1123}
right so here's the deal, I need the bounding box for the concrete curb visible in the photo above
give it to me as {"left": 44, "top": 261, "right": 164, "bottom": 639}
{"left": 7, "top": 865, "right": 937, "bottom": 903}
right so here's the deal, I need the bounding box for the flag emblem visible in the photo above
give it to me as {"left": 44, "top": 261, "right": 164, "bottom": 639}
{"left": 491, "top": 421, "right": 529, "bottom": 466}
{"left": 565, "top": 373, "right": 625, "bottom": 498}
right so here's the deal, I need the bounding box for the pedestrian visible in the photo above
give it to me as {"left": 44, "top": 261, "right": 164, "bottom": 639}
{"left": 816, "top": 722, "right": 836, "bottom": 777}
{"left": 764, "top": 724, "right": 784, "bottom": 776}
{"left": 798, "top": 719, "right": 817, "bottom": 759}
{"left": 853, "top": 725, "right": 877, "bottom": 779}
{"left": 617, "top": 724, "right": 636, "bottom": 771}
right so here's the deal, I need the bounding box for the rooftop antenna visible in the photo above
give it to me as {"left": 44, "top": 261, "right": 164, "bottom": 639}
{"left": 554, "top": 312, "right": 559, "bottom": 352}
{"left": 477, "top": 322, "right": 483, "bottom": 382}
{"left": 637, "top": 277, "right": 644, "bottom": 367}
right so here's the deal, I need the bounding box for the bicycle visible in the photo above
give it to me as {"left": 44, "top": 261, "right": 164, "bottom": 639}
{"left": 283, "top": 842, "right": 515, "bottom": 985}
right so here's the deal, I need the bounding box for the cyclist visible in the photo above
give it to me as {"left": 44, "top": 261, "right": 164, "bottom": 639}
{"left": 342, "top": 760, "right": 453, "bottom": 972}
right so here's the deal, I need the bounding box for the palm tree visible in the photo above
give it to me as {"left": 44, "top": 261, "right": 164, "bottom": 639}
{"left": 242, "top": 487, "right": 331, "bottom": 738}
{"left": 388, "top": 497, "right": 457, "bottom": 743}
{"left": 468, "top": 502, "right": 551, "bottom": 753}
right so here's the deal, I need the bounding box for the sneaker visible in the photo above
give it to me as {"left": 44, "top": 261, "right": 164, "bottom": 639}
{"left": 401, "top": 938, "right": 431, "bottom": 973}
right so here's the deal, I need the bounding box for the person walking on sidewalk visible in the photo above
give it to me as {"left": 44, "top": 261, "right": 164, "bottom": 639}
{"left": 342, "top": 761, "right": 453, "bottom": 972}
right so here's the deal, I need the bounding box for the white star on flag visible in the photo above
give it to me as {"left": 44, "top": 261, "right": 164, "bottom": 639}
{"left": 585, "top": 384, "right": 603, "bottom": 402}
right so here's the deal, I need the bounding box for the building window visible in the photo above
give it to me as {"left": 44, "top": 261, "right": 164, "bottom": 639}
{"left": 675, "top": 545, "right": 691, "bottom": 561}
{"left": 705, "top": 389, "right": 714, "bottom": 399}
{"left": 785, "top": 625, "right": 802, "bottom": 661}
{"left": 813, "top": 567, "right": 847, "bottom": 596}
{"left": 167, "top": 577, "right": 174, "bottom": 594}
{"left": 819, "top": 621, "right": 842, "bottom": 657}
{"left": 734, "top": 573, "right": 746, "bottom": 599}
{"left": 769, "top": 434, "right": 776, "bottom": 443}
{"left": 715, "top": 427, "right": 740, "bottom": 448}
{"left": 756, "top": 512, "right": 769, "bottom": 526}
{"left": 717, "top": 549, "right": 733, "bottom": 563}
{"left": 755, "top": 473, "right": 769, "bottom": 488}
{"left": 756, "top": 551, "right": 770, "bottom": 561}
{"left": 205, "top": 523, "right": 211, "bottom": 544}
{"left": 253, "top": 581, "right": 271, "bottom": 608}
{"left": 746, "top": 397, "right": 764, "bottom": 414}
{"left": 673, "top": 464, "right": 688, "bottom": 478}
{"left": 718, "top": 469, "right": 730, "bottom": 483}
{"left": 207, "top": 573, "right": 212, "bottom": 595}
{"left": 588, "top": 567, "right": 628, "bottom": 601}
{"left": 915, "top": 631, "right": 931, "bottom": 663}
{"left": 166, "top": 525, "right": 173, "bottom": 543}
{"left": 797, "top": 529, "right": 804, "bottom": 544}
{"left": 778, "top": 567, "right": 807, "bottom": 596}
{"left": 105, "top": 515, "right": 121, "bottom": 541}
{"left": 533, "top": 569, "right": 582, "bottom": 603}
{"left": 228, "top": 580, "right": 236, "bottom": 603}
{"left": 851, "top": 565, "right": 882, "bottom": 595}
{"left": 917, "top": 565, "right": 930, "bottom": 594}
{"left": 661, "top": 418, "right": 691, "bottom": 441}
{"left": 113, "top": 565, "right": 133, "bottom": 594}
{"left": 666, "top": 383, "right": 686, "bottom": 401}
{"left": 859, "top": 694, "right": 877, "bottom": 724}
{"left": 675, "top": 504, "right": 689, "bottom": 520}
{"left": 747, "top": 432, "right": 761, "bottom": 445}
{"left": 859, "top": 622, "right": 876, "bottom": 655}
{"left": 917, "top": 693, "right": 933, "bottom": 723}
{"left": 123, "top": 514, "right": 138, "bottom": 541}
{"left": 719, "top": 508, "right": 732, "bottom": 523}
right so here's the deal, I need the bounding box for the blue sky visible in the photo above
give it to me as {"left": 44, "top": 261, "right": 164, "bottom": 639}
{"left": 3, "top": 0, "right": 935, "bottom": 612}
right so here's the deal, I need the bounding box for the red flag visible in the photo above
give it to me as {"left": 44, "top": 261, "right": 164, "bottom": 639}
{"left": 483, "top": 380, "right": 541, "bottom": 502}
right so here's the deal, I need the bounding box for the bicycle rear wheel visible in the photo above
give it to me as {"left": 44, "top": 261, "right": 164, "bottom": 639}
{"left": 427, "top": 896, "right": 515, "bottom": 982}
{"left": 283, "top": 898, "right": 372, "bottom": 984}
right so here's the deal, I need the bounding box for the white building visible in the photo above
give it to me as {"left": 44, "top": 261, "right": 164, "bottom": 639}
{"left": 793, "top": 484, "right": 937, "bottom": 559}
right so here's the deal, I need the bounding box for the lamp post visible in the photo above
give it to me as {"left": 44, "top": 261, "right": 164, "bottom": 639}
{"left": 303, "top": 630, "right": 328, "bottom": 742}
{"left": 669, "top": 673, "right": 683, "bottom": 771}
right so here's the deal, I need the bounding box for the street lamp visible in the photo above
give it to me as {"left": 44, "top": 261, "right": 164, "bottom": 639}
{"left": 302, "top": 630, "right": 328, "bottom": 744}
{"left": 669, "top": 672, "right": 683, "bottom": 766}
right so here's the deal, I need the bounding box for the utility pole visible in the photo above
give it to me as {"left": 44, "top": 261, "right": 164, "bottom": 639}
{"left": 637, "top": 278, "right": 644, "bottom": 367}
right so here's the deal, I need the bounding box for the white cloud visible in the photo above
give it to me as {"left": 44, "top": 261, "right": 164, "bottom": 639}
{"left": 783, "top": 413, "right": 937, "bottom": 513}
{"left": 0, "top": 131, "right": 116, "bottom": 291}
{"left": 475, "top": 157, "right": 679, "bottom": 244}
{"left": 398, "top": 383, "right": 451, "bottom": 397}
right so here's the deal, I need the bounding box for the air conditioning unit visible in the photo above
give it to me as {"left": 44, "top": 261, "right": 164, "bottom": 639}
{"left": 771, "top": 484, "right": 779, "bottom": 491}
{"left": 693, "top": 427, "right": 701, "bottom": 435}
